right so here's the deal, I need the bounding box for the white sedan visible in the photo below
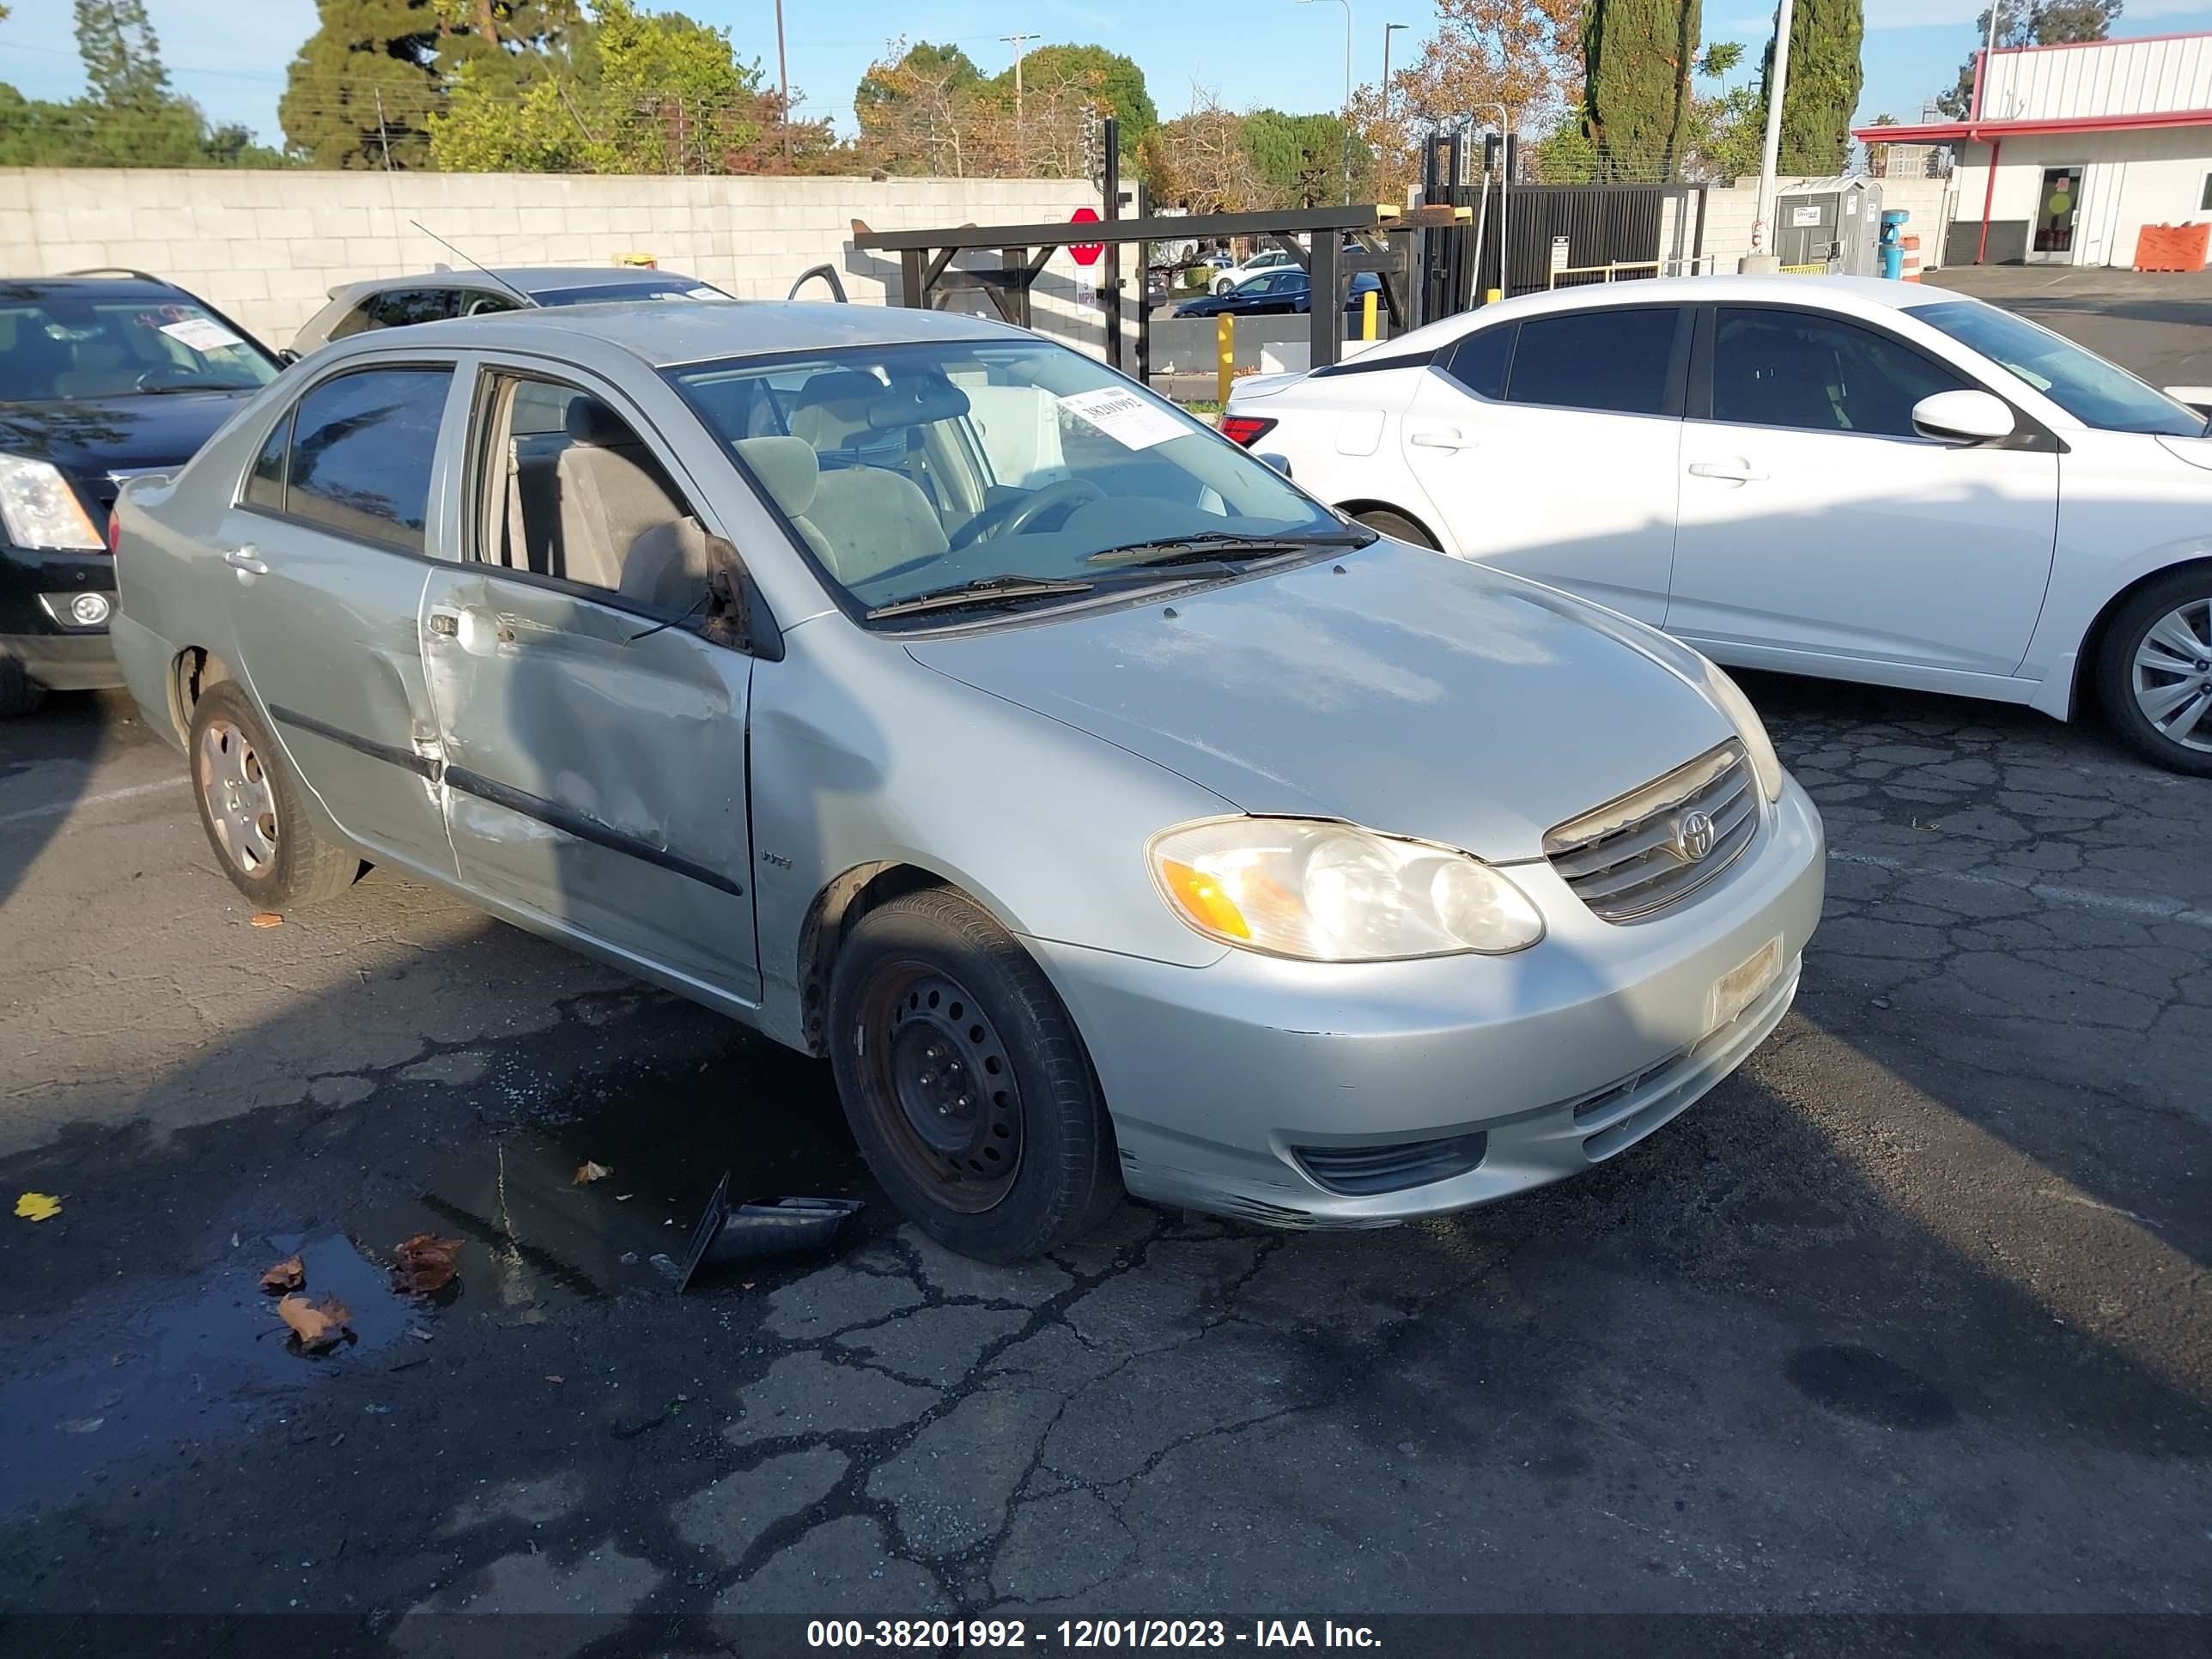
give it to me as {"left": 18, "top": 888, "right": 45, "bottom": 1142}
{"left": 1224, "top": 275, "right": 2212, "bottom": 774}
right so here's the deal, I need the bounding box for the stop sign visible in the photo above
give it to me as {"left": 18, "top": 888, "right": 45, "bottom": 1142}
{"left": 1068, "top": 206, "right": 1103, "bottom": 266}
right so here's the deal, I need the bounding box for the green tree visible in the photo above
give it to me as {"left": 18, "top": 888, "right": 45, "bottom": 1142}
{"left": 75, "top": 0, "right": 168, "bottom": 108}
{"left": 1582, "top": 0, "right": 1703, "bottom": 180}
{"left": 990, "top": 43, "right": 1155, "bottom": 156}
{"left": 280, "top": 0, "right": 449, "bottom": 168}
{"left": 1242, "top": 108, "right": 1368, "bottom": 205}
{"left": 1936, "top": 0, "right": 2119, "bottom": 119}
{"left": 1766, "top": 0, "right": 1862, "bottom": 174}
{"left": 855, "top": 39, "right": 980, "bottom": 120}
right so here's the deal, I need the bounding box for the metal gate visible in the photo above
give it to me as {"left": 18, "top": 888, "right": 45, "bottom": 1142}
{"left": 1419, "top": 140, "right": 1706, "bottom": 318}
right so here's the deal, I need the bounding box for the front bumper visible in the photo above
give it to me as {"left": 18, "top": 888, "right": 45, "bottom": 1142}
{"left": 1, "top": 631, "right": 123, "bottom": 690}
{"left": 1033, "top": 777, "right": 1826, "bottom": 1227}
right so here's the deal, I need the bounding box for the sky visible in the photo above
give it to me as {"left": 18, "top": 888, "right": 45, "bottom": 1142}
{"left": 6, "top": 0, "right": 2212, "bottom": 144}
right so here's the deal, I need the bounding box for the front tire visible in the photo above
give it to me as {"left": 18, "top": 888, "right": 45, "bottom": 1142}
{"left": 187, "top": 681, "right": 362, "bottom": 909}
{"left": 2095, "top": 571, "right": 2212, "bottom": 775}
{"left": 828, "top": 888, "right": 1121, "bottom": 1263}
{"left": 1352, "top": 507, "right": 1438, "bottom": 550}
{"left": 0, "top": 657, "right": 47, "bottom": 718}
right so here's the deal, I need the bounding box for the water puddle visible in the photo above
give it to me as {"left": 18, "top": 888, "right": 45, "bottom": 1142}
{"left": 0, "top": 1041, "right": 872, "bottom": 1514}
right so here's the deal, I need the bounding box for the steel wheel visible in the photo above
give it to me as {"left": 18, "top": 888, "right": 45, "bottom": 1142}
{"left": 196, "top": 715, "right": 280, "bottom": 876}
{"left": 854, "top": 964, "right": 1023, "bottom": 1213}
{"left": 2130, "top": 598, "right": 2212, "bottom": 753}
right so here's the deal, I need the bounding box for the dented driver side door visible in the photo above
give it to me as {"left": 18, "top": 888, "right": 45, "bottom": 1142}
{"left": 417, "top": 362, "right": 758, "bottom": 1003}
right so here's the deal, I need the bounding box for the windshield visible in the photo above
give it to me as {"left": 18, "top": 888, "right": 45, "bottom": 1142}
{"left": 1910, "top": 299, "right": 2202, "bottom": 436}
{"left": 670, "top": 337, "right": 1353, "bottom": 624}
{"left": 0, "top": 292, "right": 277, "bottom": 402}
{"left": 539, "top": 278, "right": 731, "bottom": 306}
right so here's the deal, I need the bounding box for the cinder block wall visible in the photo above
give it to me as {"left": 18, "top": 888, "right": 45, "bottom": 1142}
{"left": 1685, "top": 177, "right": 1956, "bottom": 271}
{"left": 0, "top": 169, "right": 1109, "bottom": 353}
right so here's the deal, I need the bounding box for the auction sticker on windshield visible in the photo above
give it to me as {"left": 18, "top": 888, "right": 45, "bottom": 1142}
{"left": 159, "top": 318, "right": 244, "bottom": 353}
{"left": 1060, "top": 386, "right": 1187, "bottom": 451}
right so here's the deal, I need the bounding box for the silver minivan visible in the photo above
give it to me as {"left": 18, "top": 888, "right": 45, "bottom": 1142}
{"left": 111, "top": 301, "right": 1824, "bottom": 1261}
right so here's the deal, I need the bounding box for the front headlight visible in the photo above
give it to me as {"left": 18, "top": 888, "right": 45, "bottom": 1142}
{"left": 0, "top": 454, "right": 103, "bottom": 551}
{"left": 1703, "top": 661, "right": 1784, "bottom": 802}
{"left": 1149, "top": 817, "right": 1544, "bottom": 961}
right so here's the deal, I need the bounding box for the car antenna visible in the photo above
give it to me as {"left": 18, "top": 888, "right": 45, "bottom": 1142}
{"left": 409, "top": 221, "right": 538, "bottom": 309}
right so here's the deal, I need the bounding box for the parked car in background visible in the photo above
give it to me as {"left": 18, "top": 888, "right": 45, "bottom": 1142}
{"left": 110, "top": 301, "right": 1820, "bottom": 1260}
{"left": 1175, "top": 270, "right": 1382, "bottom": 319}
{"left": 289, "top": 265, "right": 735, "bottom": 358}
{"left": 0, "top": 270, "right": 282, "bottom": 714}
{"left": 1211, "top": 247, "right": 1299, "bottom": 295}
{"left": 1226, "top": 274, "right": 2212, "bottom": 774}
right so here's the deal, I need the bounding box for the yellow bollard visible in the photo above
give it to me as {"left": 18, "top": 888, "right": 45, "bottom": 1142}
{"left": 1361, "top": 289, "right": 1378, "bottom": 342}
{"left": 1216, "top": 313, "right": 1234, "bottom": 408}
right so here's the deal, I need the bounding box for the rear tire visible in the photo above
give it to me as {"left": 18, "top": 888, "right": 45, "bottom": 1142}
{"left": 187, "top": 681, "right": 362, "bottom": 910}
{"left": 2094, "top": 569, "right": 2212, "bottom": 775}
{"left": 0, "top": 658, "right": 47, "bottom": 718}
{"left": 1353, "top": 507, "right": 1438, "bottom": 550}
{"left": 829, "top": 887, "right": 1121, "bottom": 1263}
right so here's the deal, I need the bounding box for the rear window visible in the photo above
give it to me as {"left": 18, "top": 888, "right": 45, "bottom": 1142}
{"left": 535, "top": 279, "right": 730, "bottom": 306}
{"left": 0, "top": 293, "right": 277, "bottom": 401}
{"left": 1506, "top": 307, "right": 1679, "bottom": 416}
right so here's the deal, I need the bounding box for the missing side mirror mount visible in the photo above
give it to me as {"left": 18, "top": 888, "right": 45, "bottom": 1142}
{"left": 704, "top": 536, "right": 784, "bottom": 661}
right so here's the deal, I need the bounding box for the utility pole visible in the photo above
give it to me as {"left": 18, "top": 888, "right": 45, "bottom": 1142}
{"left": 1382, "top": 21, "right": 1407, "bottom": 121}
{"left": 1002, "top": 32, "right": 1036, "bottom": 162}
{"left": 775, "top": 0, "right": 792, "bottom": 165}
{"left": 1749, "top": 0, "right": 1795, "bottom": 270}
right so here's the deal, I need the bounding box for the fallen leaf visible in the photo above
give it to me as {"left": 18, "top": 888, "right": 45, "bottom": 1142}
{"left": 15, "top": 1192, "right": 61, "bottom": 1223}
{"left": 259, "top": 1255, "right": 305, "bottom": 1294}
{"left": 545, "top": 1375, "right": 563, "bottom": 1384}
{"left": 390, "top": 1233, "right": 464, "bottom": 1296}
{"left": 277, "top": 1293, "right": 352, "bottom": 1352}
{"left": 250, "top": 912, "right": 283, "bottom": 928}
{"left": 573, "top": 1160, "right": 613, "bottom": 1185}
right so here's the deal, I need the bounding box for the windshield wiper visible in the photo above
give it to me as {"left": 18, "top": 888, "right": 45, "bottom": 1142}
{"left": 1085, "top": 527, "right": 1374, "bottom": 568}
{"left": 866, "top": 574, "right": 1097, "bottom": 621}
{"left": 136, "top": 380, "right": 253, "bottom": 395}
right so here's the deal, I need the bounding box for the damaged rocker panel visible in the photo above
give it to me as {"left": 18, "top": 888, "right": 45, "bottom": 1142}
{"left": 269, "top": 703, "right": 440, "bottom": 781}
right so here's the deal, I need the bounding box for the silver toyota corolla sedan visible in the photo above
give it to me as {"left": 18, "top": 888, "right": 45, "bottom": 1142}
{"left": 109, "top": 301, "right": 1825, "bottom": 1262}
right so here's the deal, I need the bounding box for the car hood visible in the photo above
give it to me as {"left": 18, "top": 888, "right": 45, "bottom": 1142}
{"left": 0, "top": 390, "right": 258, "bottom": 477}
{"left": 904, "top": 539, "right": 1736, "bottom": 863}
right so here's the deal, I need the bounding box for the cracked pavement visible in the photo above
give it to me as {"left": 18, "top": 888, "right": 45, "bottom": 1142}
{"left": 2, "top": 280, "right": 2208, "bottom": 1639}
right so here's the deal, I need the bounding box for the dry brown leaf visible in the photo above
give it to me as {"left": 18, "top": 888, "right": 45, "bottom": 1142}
{"left": 545, "top": 1374, "right": 564, "bottom": 1384}
{"left": 390, "top": 1233, "right": 464, "bottom": 1296}
{"left": 277, "top": 1293, "right": 351, "bottom": 1352}
{"left": 573, "top": 1160, "right": 613, "bottom": 1185}
{"left": 259, "top": 1255, "right": 305, "bottom": 1294}
{"left": 249, "top": 912, "right": 283, "bottom": 928}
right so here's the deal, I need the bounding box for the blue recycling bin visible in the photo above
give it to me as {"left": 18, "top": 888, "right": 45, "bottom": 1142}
{"left": 1879, "top": 210, "right": 1911, "bottom": 280}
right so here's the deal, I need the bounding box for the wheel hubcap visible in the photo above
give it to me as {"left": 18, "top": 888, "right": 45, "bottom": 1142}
{"left": 2131, "top": 599, "right": 2212, "bottom": 753}
{"left": 858, "top": 968, "right": 1022, "bottom": 1212}
{"left": 196, "top": 718, "right": 280, "bottom": 874}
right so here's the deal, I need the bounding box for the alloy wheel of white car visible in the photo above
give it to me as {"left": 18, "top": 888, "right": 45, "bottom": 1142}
{"left": 2130, "top": 598, "right": 2212, "bottom": 753}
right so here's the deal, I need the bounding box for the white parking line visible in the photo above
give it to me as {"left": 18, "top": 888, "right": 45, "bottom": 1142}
{"left": 1828, "top": 848, "right": 2212, "bottom": 930}
{"left": 0, "top": 776, "right": 184, "bottom": 830}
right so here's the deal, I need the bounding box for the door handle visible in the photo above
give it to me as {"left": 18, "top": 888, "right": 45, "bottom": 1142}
{"left": 222, "top": 544, "right": 268, "bottom": 575}
{"left": 1686, "top": 460, "right": 1766, "bottom": 483}
{"left": 426, "top": 611, "right": 459, "bottom": 638}
{"left": 1409, "top": 428, "right": 1470, "bottom": 451}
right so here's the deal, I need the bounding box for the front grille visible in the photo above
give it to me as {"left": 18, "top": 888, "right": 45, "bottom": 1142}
{"left": 1291, "top": 1132, "right": 1488, "bottom": 1196}
{"left": 1544, "top": 742, "right": 1759, "bottom": 924}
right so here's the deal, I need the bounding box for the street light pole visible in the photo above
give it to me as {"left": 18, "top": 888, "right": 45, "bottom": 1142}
{"left": 1750, "top": 0, "right": 1796, "bottom": 268}
{"left": 775, "top": 0, "right": 791, "bottom": 166}
{"left": 1382, "top": 21, "right": 1407, "bottom": 120}
{"left": 1298, "top": 0, "right": 1354, "bottom": 204}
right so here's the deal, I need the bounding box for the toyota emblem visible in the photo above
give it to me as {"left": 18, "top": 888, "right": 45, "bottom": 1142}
{"left": 1673, "top": 810, "right": 1717, "bottom": 863}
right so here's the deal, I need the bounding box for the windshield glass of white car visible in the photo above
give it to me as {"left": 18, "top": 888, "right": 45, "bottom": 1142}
{"left": 672, "top": 339, "right": 1362, "bottom": 623}
{"left": 1911, "top": 300, "right": 2203, "bottom": 436}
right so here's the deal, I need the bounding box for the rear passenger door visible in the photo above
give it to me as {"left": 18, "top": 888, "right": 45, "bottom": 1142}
{"left": 419, "top": 360, "right": 761, "bottom": 1002}
{"left": 1401, "top": 303, "right": 1687, "bottom": 623}
{"left": 220, "top": 361, "right": 462, "bottom": 880}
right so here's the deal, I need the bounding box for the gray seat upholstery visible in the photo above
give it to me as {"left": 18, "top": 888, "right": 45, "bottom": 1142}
{"left": 554, "top": 395, "right": 684, "bottom": 589}
{"left": 733, "top": 434, "right": 948, "bottom": 587}
{"left": 619, "top": 515, "right": 719, "bottom": 611}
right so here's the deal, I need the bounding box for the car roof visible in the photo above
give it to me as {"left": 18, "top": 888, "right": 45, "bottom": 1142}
{"left": 0, "top": 273, "right": 196, "bottom": 301}
{"left": 331, "top": 265, "right": 708, "bottom": 302}
{"left": 329, "top": 299, "right": 1026, "bottom": 369}
{"left": 1353, "top": 275, "right": 1982, "bottom": 364}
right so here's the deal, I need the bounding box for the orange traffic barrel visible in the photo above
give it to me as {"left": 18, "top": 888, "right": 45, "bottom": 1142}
{"left": 1900, "top": 234, "right": 1922, "bottom": 283}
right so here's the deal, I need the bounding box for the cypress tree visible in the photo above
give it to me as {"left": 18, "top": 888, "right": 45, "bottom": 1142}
{"left": 1768, "top": 0, "right": 1863, "bottom": 174}
{"left": 1583, "top": 0, "right": 1703, "bottom": 182}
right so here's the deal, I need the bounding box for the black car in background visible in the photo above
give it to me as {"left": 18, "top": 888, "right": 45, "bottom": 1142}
{"left": 1173, "top": 269, "right": 1383, "bottom": 318}
{"left": 0, "top": 272, "right": 282, "bottom": 714}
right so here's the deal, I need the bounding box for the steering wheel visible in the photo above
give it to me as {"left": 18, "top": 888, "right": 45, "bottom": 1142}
{"left": 134, "top": 364, "right": 200, "bottom": 390}
{"left": 955, "top": 477, "right": 1106, "bottom": 550}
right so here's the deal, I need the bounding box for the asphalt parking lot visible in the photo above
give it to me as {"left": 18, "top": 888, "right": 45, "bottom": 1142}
{"left": 2, "top": 273, "right": 2208, "bottom": 1647}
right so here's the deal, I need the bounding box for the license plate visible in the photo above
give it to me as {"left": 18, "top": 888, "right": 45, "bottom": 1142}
{"left": 1708, "top": 936, "right": 1783, "bottom": 1034}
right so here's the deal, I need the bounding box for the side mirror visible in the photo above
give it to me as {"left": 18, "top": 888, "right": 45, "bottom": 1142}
{"left": 2164, "top": 385, "right": 2212, "bottom": 418}
{"left": 1911, "top": 389, "right": 2015, "bottom": 445}
{"left": 1256, "top": 452, "right": 1293, "bottom": 478}
{"left": 703, "top": 536, "right": 783, "bottom": 661}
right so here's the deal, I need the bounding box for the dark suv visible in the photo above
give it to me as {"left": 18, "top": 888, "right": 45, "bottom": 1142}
{"left": 1, "top": 271, "right": 283, "bottom": 714}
